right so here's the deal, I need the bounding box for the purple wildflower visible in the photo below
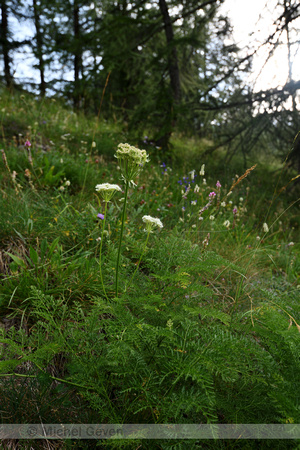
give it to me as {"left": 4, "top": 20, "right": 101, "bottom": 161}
{"left": 97, "top": 213, "right": 105, "bottom": 220}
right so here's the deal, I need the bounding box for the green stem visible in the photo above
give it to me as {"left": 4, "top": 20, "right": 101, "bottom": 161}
{"left": 125, "top": 231, "right": 150, "bottom": 292}
{"left": 0, "top": 370, "right": 107, "bottom": 393}
{"left": 0, "top": 371, "right": 91, "bottom": 389}
{"left": 99, "top": 201, "right": 109, "bottom": 300}
{"left": 80, "top": 159, "right": 89, "bottom": 203}
{"left": 116, "top": 180, "right": 129, "bottom": 297}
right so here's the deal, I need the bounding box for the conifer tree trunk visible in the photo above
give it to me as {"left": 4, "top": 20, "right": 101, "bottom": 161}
{"left": 73, "top": 0, "right": 81, "bottom": 109}
{"left": 158, "top": 0, "right": 181, "bottom": 105}
{"left": 33, "top": 0, "right": 46, "bottom": 96}
{"left": 283, "top": 0, "right": 297, "bottom": 112}
{"left": 0, "top": 0, "right": 13, "bottom": 87}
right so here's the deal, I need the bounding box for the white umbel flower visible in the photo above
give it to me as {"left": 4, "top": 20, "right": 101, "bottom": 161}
{"left": 115, "top": 143, "right": 149, "bottom": 184}
{"left": 142, "top": 215, "right": 163, "bottom": 232}
{"left": 95, "top": 183, "right": 122, "bottom": 202}
{"left": 95, "top": 183, "right": 122, "bottom": 192}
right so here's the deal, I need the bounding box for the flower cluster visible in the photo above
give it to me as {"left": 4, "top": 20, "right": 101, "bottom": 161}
{"left": 202, "top": 232, "right": 210, "bottom": 248}
{"left": 198, "top": 191, "right": 216, "bottom": 218}
{"left": 115, "top": 143, "right": 149, "bottom": 185}
{"left": 95, "top": 183, "right": 122, "bottom": 202}
{"left": 182, "top": 184, "right": 191, "bottom": 199}
{"left": 142, "top": 215, "right": 163, "bottom": 233}
{"left": 263, "top": 222, "right": 269, "bottom": 233}
{"left": 177, "top": 174, "right": 196, "bottom": 188}
{"left": 189, "top": 170, "right": 196, "bottom": 181}
{"left": 161, "top": 162, "right": 167, "bottom": 175}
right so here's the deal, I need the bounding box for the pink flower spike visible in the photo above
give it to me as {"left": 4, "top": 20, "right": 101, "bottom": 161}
{"left": 233, "top": 208, "right": 237, "bottom": 215}
{"left": 25, "top": 140, "right": 31, "bottom": 147}
{"left": 209, "top": 191, "right": 216, "bottom": 198}
{"left": 216, "top": 180, "right": 221, "bottom": 188}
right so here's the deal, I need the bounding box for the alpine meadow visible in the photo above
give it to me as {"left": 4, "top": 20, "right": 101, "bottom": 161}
{"left": 0, "top": 0, "right": 300, "bottom": 449}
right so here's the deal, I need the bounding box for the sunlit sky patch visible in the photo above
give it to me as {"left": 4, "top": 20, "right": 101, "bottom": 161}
{"left": 220, "top": 0, "right": 300, "bottom": 92}
{"left": 3, "top": 0, "right": 300, "bottom": 97}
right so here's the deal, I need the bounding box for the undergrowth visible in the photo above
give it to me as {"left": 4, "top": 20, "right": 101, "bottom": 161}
{"left": 0, "top": 88, "right": 299, "bottom": 449}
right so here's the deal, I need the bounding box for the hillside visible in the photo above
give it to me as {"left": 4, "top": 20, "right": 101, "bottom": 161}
{"left": 0, "top": 88, "right": 300, "bottom": 449}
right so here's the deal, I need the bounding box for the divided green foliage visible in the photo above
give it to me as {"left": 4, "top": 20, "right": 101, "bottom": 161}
{"left": 0, "top": 90, "right": 299, "bottom": 449}
{"left": 1, "top": 276, "right": 300, "bottom": 440}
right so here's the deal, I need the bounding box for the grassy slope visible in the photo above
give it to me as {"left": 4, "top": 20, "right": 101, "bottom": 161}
{"left": 0, "top": 88, "right": 300, "bottom": 449}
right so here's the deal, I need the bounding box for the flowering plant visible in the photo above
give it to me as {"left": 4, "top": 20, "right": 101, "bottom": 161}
{"left": 263, "top": 222, "right": 269, "bottom": 233}
{"left": 115, "top": 143, "right": 149, "bottom": 185}
{"left": 95, "top": 183, "right": 122, "bottom": 202}
{"left": 125, "top": 215, "right": 163, "bottom": 292}
{"left": 95, "top": 183, "right": 121, "bottom": 300}
{"left": 142, "top": 215, "right": 163, "bottom": 233}
{"left": 114, "top": 144, "right": 149, "bottom": 295}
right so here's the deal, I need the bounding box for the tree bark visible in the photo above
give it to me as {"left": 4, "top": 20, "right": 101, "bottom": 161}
{"left": 0, "top": 0, "right": 13, "bottom": 87}
{"left": 158, "top": 0, "right": 181, "bottom": 104}
{"left": 33, "top": 0, "right": 46, "bottom": 96}
{"left": 283, "top": 0, "right": 297, "bottom": 112}
{"left": 73, "top": 0, "right": 81, "bottom": 108}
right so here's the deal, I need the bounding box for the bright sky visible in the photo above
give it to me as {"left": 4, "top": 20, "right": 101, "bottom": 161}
{"left": 220, "top": 0, "right": 300, "bottom": 92}
{"left": 5, "top": 0, "right": 300, "bottom": 95}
